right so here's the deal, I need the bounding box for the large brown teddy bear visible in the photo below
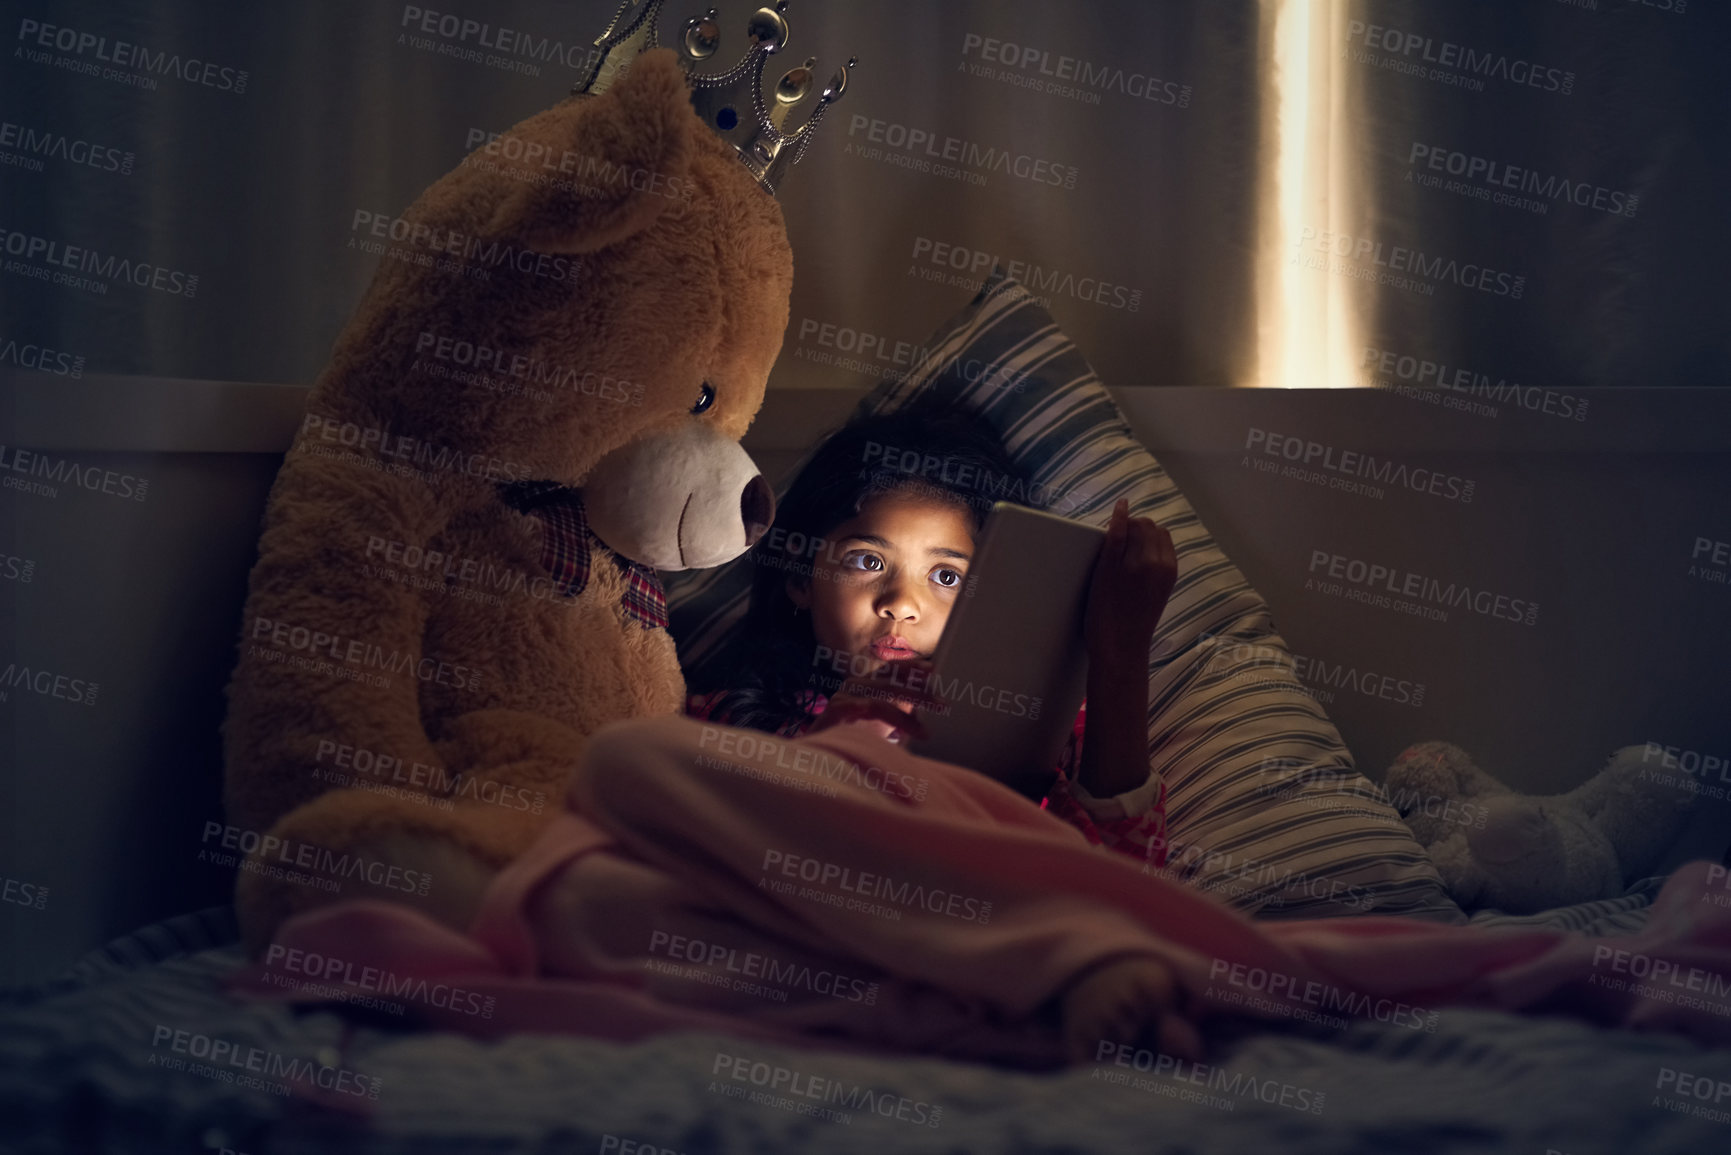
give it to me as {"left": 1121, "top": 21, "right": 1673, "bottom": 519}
{"left": 222, "top": 48, "right": 791, "bottom": 955}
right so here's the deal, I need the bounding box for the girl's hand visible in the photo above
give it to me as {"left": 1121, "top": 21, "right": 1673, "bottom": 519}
{"left": 809, "top": 656, "right": 948, "bottom": 741}
{"left": 1084, "top": 498, "right": 1178, "bottom": 669}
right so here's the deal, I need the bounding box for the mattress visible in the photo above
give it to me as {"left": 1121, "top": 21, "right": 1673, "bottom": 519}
{"left": 2, "top": 876, "right": 1727, "bottom": 1155}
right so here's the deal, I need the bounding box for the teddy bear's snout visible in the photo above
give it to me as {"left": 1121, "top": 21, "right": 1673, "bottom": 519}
{"left": 741, "top": 474, "right": 775, "bottom": 548}
{"left": 584, "top": 423, "right": 778, "bottom": 570}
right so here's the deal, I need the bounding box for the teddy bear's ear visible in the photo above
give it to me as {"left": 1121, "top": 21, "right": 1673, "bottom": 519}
{"left": 483, "top": 48, "right": 695, "bottom": 255}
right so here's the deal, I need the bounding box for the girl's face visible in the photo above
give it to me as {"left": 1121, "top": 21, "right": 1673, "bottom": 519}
{"left": 787, "top": 488, "right": 976, "bottom": 670}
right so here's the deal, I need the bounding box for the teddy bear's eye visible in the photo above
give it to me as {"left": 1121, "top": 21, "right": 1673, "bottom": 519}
{"left": 691, "top": 382, "right": 715, "bottom": 414}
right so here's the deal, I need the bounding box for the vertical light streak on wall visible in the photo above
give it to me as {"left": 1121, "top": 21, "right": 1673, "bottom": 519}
{"left": 1257, "top": 0, "right": 1360, "bottom": 388}
{"left": 1320, "top": 1, "right": 1358, "bottom": 390}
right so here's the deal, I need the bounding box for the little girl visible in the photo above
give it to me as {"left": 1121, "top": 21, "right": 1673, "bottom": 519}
{"left": 686, "top": 401, "right": 1179, "bottom": 870}
{"left": 256, "top": 401, "right": 1208, "bottom": 1065}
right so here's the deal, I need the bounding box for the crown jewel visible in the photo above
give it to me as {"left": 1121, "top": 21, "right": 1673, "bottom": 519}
{"left": 574, "top": 0, "right": 855, "bottom": 196}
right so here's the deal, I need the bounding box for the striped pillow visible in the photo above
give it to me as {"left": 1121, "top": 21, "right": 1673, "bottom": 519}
{"left": 668, "top": 272, "right": 1463, "bottom": 922}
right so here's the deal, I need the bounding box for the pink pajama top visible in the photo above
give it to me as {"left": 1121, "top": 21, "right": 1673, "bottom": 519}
{"left": 685, "top": 690, "right": 1170, "bottom": 871}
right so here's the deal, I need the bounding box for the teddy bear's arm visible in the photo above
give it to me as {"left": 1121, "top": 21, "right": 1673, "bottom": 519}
{"left": 222, "top": 452, "right": 456, "bottom": 836}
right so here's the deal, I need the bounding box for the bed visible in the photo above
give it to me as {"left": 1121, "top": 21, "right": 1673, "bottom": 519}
{"left": 6, "top": 878, "right": 1728, "bottom": 1154}
{"left": 6, "top": 276, "right": 1725, "bottom": 1154}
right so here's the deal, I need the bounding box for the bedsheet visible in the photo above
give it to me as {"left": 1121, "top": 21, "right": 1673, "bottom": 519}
{"left": 3, "top": 878, "right": 1728, "bottom": 1154}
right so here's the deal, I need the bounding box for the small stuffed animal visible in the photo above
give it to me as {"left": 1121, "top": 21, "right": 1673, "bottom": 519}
{"left": 1384, "top": 741, "right": 1696, "bottom": 914}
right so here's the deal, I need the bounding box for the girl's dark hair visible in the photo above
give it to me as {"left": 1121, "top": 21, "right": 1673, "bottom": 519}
{"left": 702, "top": 398, "right": 1036, "bottom": 735}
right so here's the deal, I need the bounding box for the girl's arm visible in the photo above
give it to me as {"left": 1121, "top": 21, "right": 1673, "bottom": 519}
{"left": 1076, "top": 498, "right": 1178, "bottom": 799}
{"left": 1048, "top": 698, "right": 1169, "bottom": 871}
{"left": 1076, "top": 646, "right": 1157, "bottom": 798}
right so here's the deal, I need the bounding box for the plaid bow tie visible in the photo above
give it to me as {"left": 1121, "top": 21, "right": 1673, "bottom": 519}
{"left": 498, "top": 480, "right": 668, "bottom": 631}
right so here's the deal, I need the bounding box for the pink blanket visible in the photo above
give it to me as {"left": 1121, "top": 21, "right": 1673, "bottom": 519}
{"left": 229, "top": 714, "right": 1731, "bottom": 1070}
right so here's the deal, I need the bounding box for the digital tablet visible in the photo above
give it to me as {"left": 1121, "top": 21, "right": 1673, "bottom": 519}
{"left": 903, "top": 501, "right": 1106, "bottom": 798}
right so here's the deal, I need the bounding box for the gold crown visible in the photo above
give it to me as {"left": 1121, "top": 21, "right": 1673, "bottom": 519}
{"left": 573, "top": 0, "right": 856, "bottom": 196}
